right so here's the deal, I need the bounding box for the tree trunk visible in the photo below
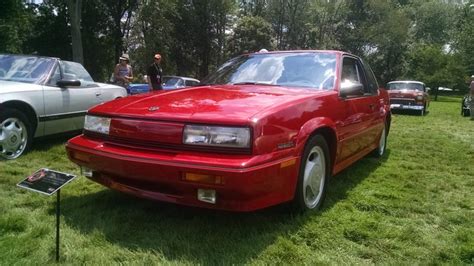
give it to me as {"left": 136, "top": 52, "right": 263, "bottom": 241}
{"left": 67, "top": 0, "right": 83, "bottom": 64}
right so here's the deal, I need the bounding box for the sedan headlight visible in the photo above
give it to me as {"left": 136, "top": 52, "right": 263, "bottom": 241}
{"left": 415, "top": 95, "right": 423, "bottom": 101}
{"left": 84, "top": 115, "right": 111, "bottom": 134}
{"left": 183, "top": 125, "right": 250, "bottom": 148}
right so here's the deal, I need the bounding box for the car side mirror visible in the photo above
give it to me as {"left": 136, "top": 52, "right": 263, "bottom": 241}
{"left": 57, "top": 79, "right": 81, "bottom": 87}
{"left": 340, "top": 81, "right": 364, "bottom": 98}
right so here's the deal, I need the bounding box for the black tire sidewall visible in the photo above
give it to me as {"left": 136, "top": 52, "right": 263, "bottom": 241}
{"left": 293, "top": 134, "right": 330, "bottom": 212}
{"left": 0, "top": 109, "right": 33, "bottom": 159}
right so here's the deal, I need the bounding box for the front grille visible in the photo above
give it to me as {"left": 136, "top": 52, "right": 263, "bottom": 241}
{"left": 390, "top": 98, "right": 415, "bottom": 105}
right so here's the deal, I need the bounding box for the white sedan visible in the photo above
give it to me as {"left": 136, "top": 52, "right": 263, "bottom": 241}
{"left": 0, "top": 54, "right": 127, "bottom": 159}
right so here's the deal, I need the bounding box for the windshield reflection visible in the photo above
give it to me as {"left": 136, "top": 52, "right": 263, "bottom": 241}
{"left": 387, "top": 82, "right": 424, "bottom": 91}
{"left": 0, "top": 54, "right": 55, "bottom": 84}
{"left": 202, "top": 52, "right": 337, "bottom": 90}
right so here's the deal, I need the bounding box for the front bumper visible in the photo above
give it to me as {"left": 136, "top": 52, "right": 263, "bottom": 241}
{"left": 66, "top": 135, "right": 300, "bottom": 212}
{"left": 390, "top": 103, "right": 424, "bottom": 110}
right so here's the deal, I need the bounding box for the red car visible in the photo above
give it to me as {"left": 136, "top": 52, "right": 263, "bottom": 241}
{"left": 66, "top": 51, "right": 391, "bottom": 212}
{"left": 386, "top": 80, "right": 430, "bottom": 116}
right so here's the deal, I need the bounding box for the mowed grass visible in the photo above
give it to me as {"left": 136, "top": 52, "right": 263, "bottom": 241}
{"left": 0, "top": 97, "right": 473, "bottom": 264}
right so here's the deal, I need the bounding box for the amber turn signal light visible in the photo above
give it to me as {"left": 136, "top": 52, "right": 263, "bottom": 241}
{"left": 183, "top": 172, "right": 224, "bottom": 185}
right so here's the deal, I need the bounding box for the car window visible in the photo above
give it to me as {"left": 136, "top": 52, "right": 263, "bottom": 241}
{"left": 387, "top": 82, "right": 424, "bottom": 91}
{"left": 342, "top": 57, "right": 369, "bottom": 93}
{"left": 0, "top": 54, "right": 55, "bottom": 84}
{"left": 47, "top": 64, "right": 61, "bottom": 86}
{"left": 362, "top": 60, "right": 379, "bottom": 94}
{"left": 201, "top": 52, "right": 336, "bottom": 90}
{"left": 60, "top": 61, "right": 95, "bottom": 87}
{"left": 186, "top": 80, "right": 199, "bottom": 86}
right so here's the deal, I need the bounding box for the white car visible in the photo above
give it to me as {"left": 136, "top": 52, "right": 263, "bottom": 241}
{"left": 0, "top": 54, "right": 127, "bottom": 159}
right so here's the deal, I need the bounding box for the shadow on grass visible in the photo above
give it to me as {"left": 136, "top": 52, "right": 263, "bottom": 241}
{"left": 57, "top": 150, "right": 390, "bottom": 264}
{"left": 29, "top": 132, "right": 80, "bottom": 152}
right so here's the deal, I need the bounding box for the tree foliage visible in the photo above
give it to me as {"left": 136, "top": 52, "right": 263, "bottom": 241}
{"left": 0, "top": 0, "right": 472, "bottom": 89}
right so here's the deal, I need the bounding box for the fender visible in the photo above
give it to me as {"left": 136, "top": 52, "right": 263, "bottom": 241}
{"left": 295, "top": 116, "right": 337, "bottom": 155}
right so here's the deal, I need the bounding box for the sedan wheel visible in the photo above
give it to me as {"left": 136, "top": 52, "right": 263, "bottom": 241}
{"left": 0, "top": 110, "right": 31, "bottom": 160}
{"left": 293, "top": 135, "right": 329, "bottom": 211}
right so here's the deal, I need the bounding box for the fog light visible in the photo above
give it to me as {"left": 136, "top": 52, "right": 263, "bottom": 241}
{"left": 197, "top": 189, "right": 216, "bottom": 204}
{"left": 81, "top": 167, "right": 93, "bottom": 177}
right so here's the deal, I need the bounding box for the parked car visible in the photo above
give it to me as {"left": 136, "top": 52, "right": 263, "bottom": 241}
{"left": 127, "top": 76, "right": 200, "bottom": 95}
{"left": 66, "top": 50, "right": 391, "bottom": 212}
{"left": 386, "top": 80, "right": 430, "bottom": 116}
{"left": 461, "top": 94, "right": 471, "bottom": 116}
{"left": 0, "top": 54, "right": 127, "bottom": 160}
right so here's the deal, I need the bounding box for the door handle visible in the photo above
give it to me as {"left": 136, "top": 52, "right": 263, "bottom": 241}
{"left": 95, "top": 92, "right": 101, "bottom": 96}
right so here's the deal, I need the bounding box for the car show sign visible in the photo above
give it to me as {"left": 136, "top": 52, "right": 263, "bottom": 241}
{"left": 17, "top": 168, "right": 76, "bottom": 196}
{"left": 17, "top": 168, "right": 76, "bottom": 262}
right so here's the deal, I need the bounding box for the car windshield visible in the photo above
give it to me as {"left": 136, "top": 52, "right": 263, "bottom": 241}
{"left": 202, "top": 52, "right": 337, "bottom": 90}
{"left": 387, "top": 82, "right": 424, "bottom": 91}
{"left": 163, "top": 77, "right": 181, "bottom": 87}
{"left": 0, "top": 54, "right": 55, "bottom": 84}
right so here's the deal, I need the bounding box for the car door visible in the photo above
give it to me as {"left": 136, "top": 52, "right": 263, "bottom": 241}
{"left": 41, "top": 61, "right": 101, "bottom": 135}
{"left": 336, "top": 56, "right": 380, "bottom": 163}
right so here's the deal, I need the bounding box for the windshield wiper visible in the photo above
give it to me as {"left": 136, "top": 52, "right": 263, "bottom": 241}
{"left": 232, "top": 81, "right": 278, "bottom": 86}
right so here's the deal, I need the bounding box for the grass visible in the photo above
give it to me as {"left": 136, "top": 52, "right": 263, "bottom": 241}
{"left": 1, "top": 96, "right": 473, "bottom": 264}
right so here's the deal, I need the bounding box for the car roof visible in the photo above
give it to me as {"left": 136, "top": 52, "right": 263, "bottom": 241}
{"left": 387, "top": 80, "right": 425, "bottom": 85}
{"left": 246, "top": 50, "right": 352, "bottom": 57}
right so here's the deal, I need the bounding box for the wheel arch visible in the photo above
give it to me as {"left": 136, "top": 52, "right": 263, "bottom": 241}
{"left": 0, "top": 100, "right": 38, "bottom": 135}
{"left": 296, "top": 117, "right": 337, "bottom": 171}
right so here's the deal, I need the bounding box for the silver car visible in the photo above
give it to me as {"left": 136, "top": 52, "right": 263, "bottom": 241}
{"left": 0, "top": 54, "right": 127, "bottom": 159}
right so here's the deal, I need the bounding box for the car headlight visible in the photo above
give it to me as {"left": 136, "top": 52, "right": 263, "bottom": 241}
{"left": 415, "top": 95, "right": 423, "bottom": 101}
{"left": 183, "top": 125, "right": 250, "bottom": 148}
{"left": 84, "top": 115, "right": 111, "bottom": 134}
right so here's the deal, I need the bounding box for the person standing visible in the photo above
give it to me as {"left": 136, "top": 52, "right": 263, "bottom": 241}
{"left": 114, "top": 54, "right": 133, "bottom": 88}
{"left": 147, "top": 53, "right": 163, "bottom": 91}
{"left": 470, "top": 75, "right": 474, "bottom": 120}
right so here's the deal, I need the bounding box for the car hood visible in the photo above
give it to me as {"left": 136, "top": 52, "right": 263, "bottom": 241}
{"left": 90, "top": 85, "right": 326, "bottom": 124}
{"left": 0, "top": 80, "right": 40, "bottom": 94}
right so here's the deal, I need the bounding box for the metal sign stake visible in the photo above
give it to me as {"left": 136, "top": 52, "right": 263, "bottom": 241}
{"left": 56, "top": 189, "right": 60, "bottom": 262}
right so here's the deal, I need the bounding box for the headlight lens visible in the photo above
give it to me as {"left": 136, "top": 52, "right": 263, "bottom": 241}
{"left": 84, "top": 115, "right": 111, "bottom": 134}
{"left": 415, "top": 95, "right": 423, "bottom": 101}
{"left": 183, "top": 125, "right": 250, "bottom": 148}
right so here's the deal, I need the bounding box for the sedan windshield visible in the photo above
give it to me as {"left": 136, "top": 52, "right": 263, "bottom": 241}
{"left": 202, "top": 52, "right": 337, "bottom": 90}
{"left": 0, "top": 54, "right": 55, "bottom": 84}
{"left": 387, "top": 82, "right": 424, "bottom": 91}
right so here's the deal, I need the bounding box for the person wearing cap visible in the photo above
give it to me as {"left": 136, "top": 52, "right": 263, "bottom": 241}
{"left": 147, "top": 54, "right": 163, "bottom": 91}
{"left": 114, "top": 54, "right": 133, "bottom": 88}
{"left": 470, "top": 75, "right": 474, "bottom": 120}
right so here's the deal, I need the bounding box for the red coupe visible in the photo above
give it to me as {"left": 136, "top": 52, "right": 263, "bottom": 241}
{"left": 66, "top": 50, "right": 391, "bottom": 212}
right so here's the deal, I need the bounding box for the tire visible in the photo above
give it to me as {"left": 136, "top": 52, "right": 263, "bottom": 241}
{"left": 462, "top": 109, "right": 470, "bottom": 117}
{"left": 371, "top": 122, "right": 387, "bottom": 158}
{"left": 0, "top": 109, "right": 33, "bottom": 160}
{"left": 292, "top": 134, "right": 330, "bottom": 212}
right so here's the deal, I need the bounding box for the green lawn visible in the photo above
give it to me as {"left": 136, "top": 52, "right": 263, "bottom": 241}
{"left": 1, "top": 97, "right": 473, "bottom": 264}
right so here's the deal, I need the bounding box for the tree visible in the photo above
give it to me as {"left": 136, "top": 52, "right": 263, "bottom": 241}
{"left": 228, "top": 16, "right": 275, "bottom": 56}
{"left": 67, "top": 0, "right": 83, "bottom": 64}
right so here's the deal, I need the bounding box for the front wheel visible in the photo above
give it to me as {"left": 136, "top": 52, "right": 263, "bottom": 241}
{"left": 292, "top": 134, "right": 330, "bottom": 212}
{"left": 0, "top": 109, "right": 32, "bottom": 160}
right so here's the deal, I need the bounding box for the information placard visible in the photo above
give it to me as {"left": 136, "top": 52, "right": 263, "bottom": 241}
{"left": 17, "top": 168, "right": 76, "bottom": 196}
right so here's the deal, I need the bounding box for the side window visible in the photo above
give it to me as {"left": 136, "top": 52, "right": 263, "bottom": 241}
{"left": 60, "top": 61, "right": 96, "bottom": 87}
{"left": 342, "top": 57, "right": 369, "bottom": 94}
{"left": 362, "top": 60, "right": 379, "bottom": 94}
{"left": 47, "top": 65, "right": 61, "bottom": 86}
